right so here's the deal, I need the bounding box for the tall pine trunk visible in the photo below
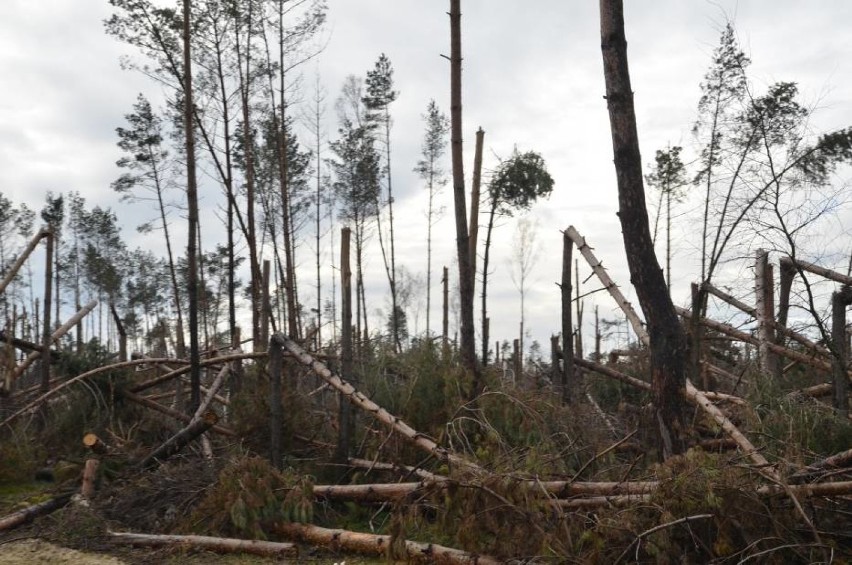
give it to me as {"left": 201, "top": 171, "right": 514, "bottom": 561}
{"left": 599, "top": 0, "right": 687, "bottom": 458}
{"left": 448, "top": 0, "right": 478, "bottom": 393}
{"left": 183, "top": 0, "right": 201, "bottom": 413}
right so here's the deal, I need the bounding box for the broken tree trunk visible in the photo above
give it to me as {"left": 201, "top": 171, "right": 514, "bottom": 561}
{"left": 109, "top": 531, "right": 296, "bottom": 558}
{"left": 272, "top": 521, "right": 499, "bottom": 564}
{"left": 755, "top": 250, "right": 778, "bottom": 379}
{"left": 791, "top": 447, "right": 852, "bottom": 482}
{"left": 781, "top": 256, "right": 852, "bottom": 287}
{"left": 7, "top": 299, "right": 98, "bottom": 386}
{"left": 564, "top": 226, "right": 648, "bottom": 344}
{"left": 561, "top": 231, "right": 574, "bottom": 403}
{"left": 278, "top": 336, "right": 479, "bottom": 472}
{"left": 347, "top": 457, "right": 442, "bottom": 481}
{"left": 831, "top": 286, "right": 852, "bottom": 418}
{"left": 312, "top": 479, "right": 658, "bottom": 503}
{"left": 269, "top": 333, "right": 284, "bottom": 469}
{"left": 0, "top": 228, "right": 50, "bottom": 295}
{"left": 448, "top": 0, "right": 479, "bottom": 393}
{"left": 442, "top": 265, "right": 449, "bottom": 358}
{"left": 40, "top": 229, "right": 54, "bottom": 393}
{"left": 0, "top": 331, "right": 61, "bottom": 358}
{"left": 676, "top": 306, "right": 852, "bottom": 379}
{"left": 81, "top": 458, "right": 100, "bottom": 499}
{"left": 337, "top": 227, "right": 354, "bottom": 466}
{"left": 0, "top": 491, "right": 73, "bottom": 532}
{"left": 469, "top": 127, "right": 484, "bottom": 295}
{"left": 109, "top": 302, "right": 128, "bottom": 362}
{"left": 135, "top": 410, "right": 219, "bottom": 470}
{"left": 705, "top": 282, "right": 828, "bottom": 357}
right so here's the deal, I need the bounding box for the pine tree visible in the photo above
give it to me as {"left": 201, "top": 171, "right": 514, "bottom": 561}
{"left": 414, "top": 100, "right": 449, "bottom": 338}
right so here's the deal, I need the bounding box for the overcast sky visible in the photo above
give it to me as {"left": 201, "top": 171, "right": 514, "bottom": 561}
{"left": 1, "top": 1, "right": 851, "bottom": 354}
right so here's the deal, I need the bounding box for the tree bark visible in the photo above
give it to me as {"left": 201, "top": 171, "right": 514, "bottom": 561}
{"left": 269, "top": 333, "right": 284, "bottom": 468}
{"left": 599, "top": 0, "right": 687, "bottom": 457}
{"left": 754, "top": 249, "right": 778, "bottom": 379}
{"left": 182, "top": 0, "right": 201, "bottom": 414}
{"left": 448, "top": 0, "right": 478, "bottom": 392}
{"left": 831, "top": 286, "right": 852, "bottom": 418}
{"left": 561, "top": 232, "right": 574, "bottom": 403}
{"left": 442, "top": 265, "right": 449, "bottom": 358}
{"left": 272, "top": 522, "right": 499, "bottom": 565}
{"left": 40, "top": 229, "right": 53, "bottom": 393}
{"left": 469, "top": 127, "right": 484, "bottom": 294}
{"left": 109, "top": 531, "right": 295, "bottom": 558}
{"left": 336, "top": 228, "right": 354, "bottom": 465}
{"left": 81, "top": 458, "right": 99, "bottom": 499}
{"left": 0, "top": 491, "right": 73, "bottom": 532}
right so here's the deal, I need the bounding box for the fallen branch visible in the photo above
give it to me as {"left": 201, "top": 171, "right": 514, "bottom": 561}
{"left": 0, "top": 491, "right": 73, "bottom": 532}
{"left": 129, "top": 351, "right": 265, "bottom": 393}
{"left": 347, "top": 457, "right": 443, "bottom": 481}
{"left": 109, "top": 531, "right": 296, "bottom": 558}
{"left": 615, "top": 513, "right": 714, "bottom": 564}
{"left": 791, "top": 449, "right": 852, "bottom": 483}
{"left": 271, "top": 522, "right": 500, "bottom": 564}
{"left": 554, "top": 494, "right": 651, "bottom": 510}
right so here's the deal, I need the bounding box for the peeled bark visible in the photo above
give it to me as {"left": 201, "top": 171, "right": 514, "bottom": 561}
{"left": 600, "top": 0, "right": 688, "bottom": 457}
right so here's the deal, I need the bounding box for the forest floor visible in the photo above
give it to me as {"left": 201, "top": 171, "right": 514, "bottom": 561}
{"left": 0, "top": 484, "right": 373, "bottom": 564}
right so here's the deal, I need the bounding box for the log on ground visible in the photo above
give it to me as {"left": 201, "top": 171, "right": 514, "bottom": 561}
{"left": 272, "top": 521, "right": 500, "bottom": 564}
{"left": 109, "top": 531, "right": 296, "bottom": 557}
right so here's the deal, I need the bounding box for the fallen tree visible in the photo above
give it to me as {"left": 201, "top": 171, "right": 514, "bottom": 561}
{"left": 109, "top": 531, "right": 296, "bottom": 558}
{"left": 0, "top": 491, "right": 73, "bottom": 533}
{"left": 271, "top": 521, "right": 500, "bottom": 564}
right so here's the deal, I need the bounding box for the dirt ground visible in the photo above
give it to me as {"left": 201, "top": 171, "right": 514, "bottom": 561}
{"left": 0, "top": 539, "right": 127, "bottom": 564}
